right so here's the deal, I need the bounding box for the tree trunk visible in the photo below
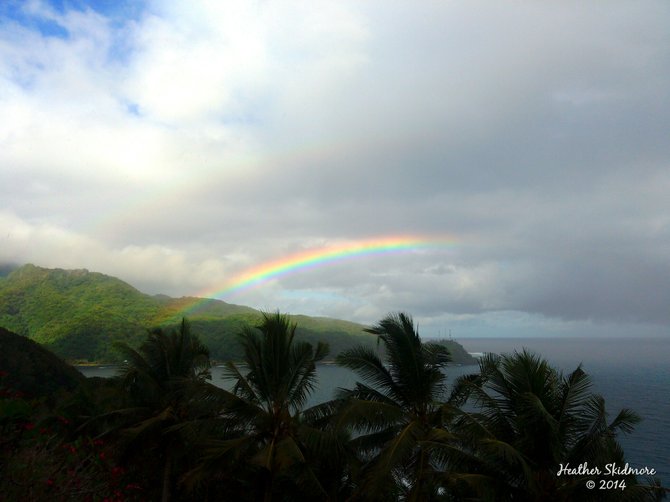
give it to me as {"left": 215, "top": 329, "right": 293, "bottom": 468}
{"left": 162, "top": 451, "right": 172, "bottom": 502}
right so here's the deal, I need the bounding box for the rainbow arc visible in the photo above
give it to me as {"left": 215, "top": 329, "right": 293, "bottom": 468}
{"left": 159, "top": 234, "right": 456, "bottom": 323}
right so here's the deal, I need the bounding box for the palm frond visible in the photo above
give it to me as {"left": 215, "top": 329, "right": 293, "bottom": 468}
{"left": 334, "top": 396, "right": 404, "bottom": 433}
{"left": 556, "top": 365, "right": 592, "bottom": 434}
{"left": 222, "top": 361, "right": 259, "bottom": 401}
{"left": 448, "top": 371, "right": 485, "bottom": 407}
{"left": 364, "top": 420, "right": 422, "bottom": 496}
{"left": 608, "top": 407, "right": 641, "bottom": 435}
{"left": 336, "top": 345, "right": 402, "bottom": 401}
{"left": 478, "top": 437, "right": 535, "bottom": 490}
{"left": 285, "top": 341, "right": 322, "bottom": 412}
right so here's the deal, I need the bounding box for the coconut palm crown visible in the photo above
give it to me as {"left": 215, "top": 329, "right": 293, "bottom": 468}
{"left": 450, "top": 349, "right": 659, "bottom": 501}
{"left": 197, "top": 311, "right": 334, "bottom": 501}
{"left": 113, "top": 319, "right": 212, "bottom": 502}
{"left": 335, "top": 312, "right": 455, "bottom": 501}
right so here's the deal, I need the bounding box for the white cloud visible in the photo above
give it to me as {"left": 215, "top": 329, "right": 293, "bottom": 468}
{"left": 1, "top": 0, "right": 670, "bottom": 332}
{"left": 0, "top": 210, "right": 235, "bottom": 295}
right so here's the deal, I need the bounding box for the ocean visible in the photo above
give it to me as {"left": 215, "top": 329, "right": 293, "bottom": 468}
{"left": 456, "top": 337, "right": 670, "bottom": 486}
{"left": 79, "top": 336, "right": 669, "bottom": 486}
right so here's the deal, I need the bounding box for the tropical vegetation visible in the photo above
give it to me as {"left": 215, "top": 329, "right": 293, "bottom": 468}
{"left": 334, "top": 312, "right": 458, "bottom": 500}
{"left": 446, "top": 350, "right": 662, "bottom": 501}
{"left": 0, "top": 264, "right": 474, "bottom": 365}
{"left": 1, "top": 312, "right": 666, "bottom": 501}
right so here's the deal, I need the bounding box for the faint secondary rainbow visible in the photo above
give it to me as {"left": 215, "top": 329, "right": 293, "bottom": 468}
{"left": 160, "top": 235, "right": 457, "bottom": 323}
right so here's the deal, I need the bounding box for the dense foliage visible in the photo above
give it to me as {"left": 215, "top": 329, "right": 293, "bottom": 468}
{"left": 1, "top": 313, "right": 666, "bottom": 501}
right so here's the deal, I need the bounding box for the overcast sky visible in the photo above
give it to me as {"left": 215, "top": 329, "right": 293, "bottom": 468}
{"left": 1, "top": 0, "right": 669, "bottom": 337}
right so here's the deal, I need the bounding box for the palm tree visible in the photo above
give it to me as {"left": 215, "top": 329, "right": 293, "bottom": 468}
{"left": 449, "top": 349, "right": 661, "bottom": 501}
{"left": 334, "top": 312, "right": 458, "bottom": 501}
{"left": 192, "top": 311, "right": 342, "bottom": 501}
{"left": 112, "top": 319, "right": 213, "bottom": 502}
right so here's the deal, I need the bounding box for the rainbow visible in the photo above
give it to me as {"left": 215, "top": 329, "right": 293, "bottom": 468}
{"left": 160, "top": 235, "right": 456, "bottom": 322}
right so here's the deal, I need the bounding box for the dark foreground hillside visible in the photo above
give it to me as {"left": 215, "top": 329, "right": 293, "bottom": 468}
{"left": 0, "top": 326, "right": 84, "bottom": 398}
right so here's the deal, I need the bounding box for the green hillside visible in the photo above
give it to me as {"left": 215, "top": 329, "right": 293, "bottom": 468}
{"left": 0, "top": 265, "right": 159, "bottom": 360}
{"left": 0, "top": 264, "right": 476, "bottom": 365}
{"left": 0, "top": 264, "right": 376, "bottom": 362}
{"left": 426, "top": 338, "right": 479, "bottom": 366}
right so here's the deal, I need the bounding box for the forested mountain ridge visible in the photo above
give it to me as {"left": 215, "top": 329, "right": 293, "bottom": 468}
{"left": 0, "top": 264, "right": 477, "bottom": 365}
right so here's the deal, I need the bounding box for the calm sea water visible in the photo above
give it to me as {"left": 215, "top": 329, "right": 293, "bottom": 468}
{"left": 458, "top": 337, "right": 670, "bottom": 486}
{"left": 79, "top": 336, "right": 669, "bottom": 485}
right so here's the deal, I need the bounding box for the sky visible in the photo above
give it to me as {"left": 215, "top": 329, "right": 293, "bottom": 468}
{"left": 1, "top": 0, "right": 669, "bottom": 338}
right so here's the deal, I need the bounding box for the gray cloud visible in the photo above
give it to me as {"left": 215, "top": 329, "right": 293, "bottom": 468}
{"left": 1, "top": 0, "right": 669, "bottom": 335}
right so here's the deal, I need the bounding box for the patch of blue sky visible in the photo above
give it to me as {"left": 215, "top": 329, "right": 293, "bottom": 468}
{"left": 5, "top": 62, "right": 44, "bottom": 92}
{"left": 41, "top": 0, "right": 146, "bottom": 23}
{"left": 1, "top": 0, "right": 149, "bottom": 68}
{"left": 0, "top": 1, "right": 69, "bottom": 39}
{"left": 78, "top": 0, "right": 149, "bottom": 66}
{"left": 124, "top": 101, "right": 141, "bottom": 117}
{"left": 0, "top": 1, "right": 147, "bottom": 39}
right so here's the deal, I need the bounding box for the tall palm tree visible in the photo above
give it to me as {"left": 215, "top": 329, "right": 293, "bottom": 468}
{"left": 448, "top": 349, "right": 661, "bottom": 501}
{"left": 193, "top": 311, "right": 342, "bottom": 501}
{"left": 334, "top": 312, "right": 458, "bottom": 501}
{"left": 112, "top": 319, "right": 213, "bottom": 502}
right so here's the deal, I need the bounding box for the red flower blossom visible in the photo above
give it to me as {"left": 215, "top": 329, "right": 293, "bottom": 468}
{"left": 111, "top": 466, "right": 125, "bottom": 477}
